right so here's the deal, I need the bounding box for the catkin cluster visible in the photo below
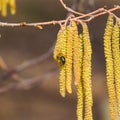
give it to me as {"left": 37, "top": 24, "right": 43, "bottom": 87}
{"left": 0, "top": 0, "right": 16, "bottom": 16}
{"left": 53, "top": 21, "right": 93, "bottom": 120}
{"left": 104, "top": 15, "right": 120, "bottom": 120}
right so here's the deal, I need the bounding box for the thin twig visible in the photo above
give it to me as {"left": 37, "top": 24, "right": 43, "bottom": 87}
{"left": 0, "top": 7, "right": 119, "bottom": 27}
{"left": 0, "top": 42, "right": 55, "bottom": 81}
{"left": 0, "top": 56, "right": 23, "bottom": 81}
{"left": 59, "top": 0, "right": 84, "bottom": 16}
{"left": 80, "top": 7, "right": 120, "bottom": 22}
{"left": 0, "top": 67, "right": 58, "bottom": 93}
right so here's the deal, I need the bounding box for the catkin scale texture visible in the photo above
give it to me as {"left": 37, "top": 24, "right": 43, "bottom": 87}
{"left": 72, "top": 21, "right": 81, "bottom": 85}
{"left": 104, "top": 15, "right": 116, "bottom": 120}
{"left": 53, "top": 27, "right": 67, "bottom": 97}
{"left": 112, "top": 23, "right": 120, "bottom": 116}
{"left": 53, "top": 28, "right": 62, "bottom": 61}
{"left": 66, "top": 25, "right": 73, "bottom": 94}
{"left": 82, "top": 23, "right": 93, "bottom": 120}
{"left": 76, "top": 34, "right": 84, "bottom": 120}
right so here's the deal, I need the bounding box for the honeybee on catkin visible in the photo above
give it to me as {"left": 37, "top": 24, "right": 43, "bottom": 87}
{"left": 53, "top": 20, "right": 93, "bottom": 120}
{"left": 53, "top": 26, "right": 67, "bottom": 97}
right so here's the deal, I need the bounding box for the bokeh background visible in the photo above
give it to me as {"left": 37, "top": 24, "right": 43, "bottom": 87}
{"left": 0, "top": 0, "right": 120, "bottom": 120}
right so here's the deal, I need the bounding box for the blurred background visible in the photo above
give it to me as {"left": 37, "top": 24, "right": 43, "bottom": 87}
{"left": 0, "top": 0, "right": 120, "bottom": 120}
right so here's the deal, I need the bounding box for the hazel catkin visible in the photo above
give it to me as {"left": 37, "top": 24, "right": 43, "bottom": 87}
{"left": 0, "top": 0, "right": 16, "bottom": 16}
{"left": 76, "top": 34, "right": 84, "bottom": 120}
{"left": 82, "top": 22, "right": 93, "bottom": 120}
{"left": 104, "top": 15, "right": 117, "bottom": 120}
{"left": 66, "top": 25, "right": 73, "bottom": 94}
{"left": 72, "top": 21, "right": 81, "bottom": 85}
{"left": 8, "top": 0, "right": 16, "bottom": 15}
{"left": 53, "top": 26, "right": 67, "bottom": 97}
{"left": 112, "top": 22, "right": 120, "bottom": 116}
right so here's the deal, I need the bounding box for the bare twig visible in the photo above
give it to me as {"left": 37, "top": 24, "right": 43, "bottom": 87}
{"left": 0, "top": 43, "right": 55, "bottom": 81}
{"left": 0, "top": 67, "right": 58, "bottom": 93}
{"left": 59, "top": 0, "right": 84, "bottom": 16}
{"left": 0, "top": 6, "right": 119, "bottom": 27}
{"left": 0, "top": 56, "right": 23, "bottom": 81}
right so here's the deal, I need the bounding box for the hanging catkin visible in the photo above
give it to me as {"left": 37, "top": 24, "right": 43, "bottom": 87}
{"left": 66, "top": 25, "right": 73, "bottom": 94}
{"left": 104, "top": 15, "right": 117, "bottom": 120}
{"left": 0, "top": 0, "right": 7, "bottom": 16}
{"left": 76, "top": 34, "right": 84, "bottom": 120}
{"left": 112, "top": 22, "right": 120, "bottom": 116}
{"left": 0, "top": 0, "right": 16, "bottom": 16}
{"left": 72, "top": 21, "right": 81, "bottom": 85}
{"left": 53, "top": 28, "right": 62, "bottom": 61}
{"left": 82, "top": 23, "right": 93, "bottom": 120}
{"left": 8, "top": 0, "right": 16, "bottom": 15}
{"left": 53, "top": 26, "right": 67, "bottom": 97}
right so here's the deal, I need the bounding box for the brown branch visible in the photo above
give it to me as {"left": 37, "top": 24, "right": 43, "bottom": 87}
{"left": 0, "top": 56, "right": 23, "bottom": 81}
{"left": 0, "top": 67, "right": 58, "bottom": 93}
{"left": 0, "top": 43, "right": 54, "bottom": 81}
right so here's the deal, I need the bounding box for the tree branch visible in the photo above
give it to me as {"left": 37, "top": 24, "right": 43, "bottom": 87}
{"left": 0, "top": 67, "right": 58, "bottom": 93}
{"left": 0, "top": 42, "right": 55, "bottom": 81}
{"left": 59, "top": 0, "right": 84, "bottom": 16}
{"left": 0, "top": 6, "right": 119, "bottom": 27}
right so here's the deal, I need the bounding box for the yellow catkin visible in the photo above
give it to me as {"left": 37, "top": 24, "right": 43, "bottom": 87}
{"left": 53, "top": 28, "right": 63, "bottom": 61}
{"left": 8, "top": 0, "right": 16, "bottom": 15}
{"left": 76, "top": 34, "right": 84, "bottom": 120}
{"left": 0, "top": 0, "right": 16, "bottom": 16}
{"left": 72, "top": 21, "right": 81, "bottom": 85}
{"left": 82, "top": 23, "right": 93, "bottom": 120}
{"left": 104, "top": 15, "right": 116, "bottom": 120}
{"left": 1, "top": 0, "right": 7, "bottom": 16}
{"left": 59, "top": 64, "right": 66, "bottom": 97}
{"left": 53, "top": 26, "right": 67, "bottom": 97}
{"left": 66, "top": 25, "right": 73, "bottom": 94}
{"left": 77, "top": 83, "right": 84, "bottom": 120}
{"left": 0, "top": 0, "right": 2, "bottom": 11}
{"left": 117, "top": 20, "right": 120, "bottom": 57}
{"left": 112, "top": 22, "right": 120, "bottom": 116}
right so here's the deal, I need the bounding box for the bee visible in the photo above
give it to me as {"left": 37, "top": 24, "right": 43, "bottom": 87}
{"left": 56, "top": 54, "right": 66, "bottom": 65}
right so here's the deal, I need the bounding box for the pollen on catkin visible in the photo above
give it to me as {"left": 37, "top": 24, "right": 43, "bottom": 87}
{"left": 112, "top": 22, "right": 120, "bottom": 116}
{"left": 72, "top": 21, "right": 81, "bottom": 85}
{"left": 82, "top": 23, "right": 93, "bottom": 120}
{"left": 66, "top": 25, "right": 73, "bottom": 94}
{"left": 76, "top": 34, "right": 84, "bottom": 120}
{"left": 104, "top": 15, "right": 117, "bottom": 120}
{"left": 53, "top": 26, "right": 67, "bottom": 97}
